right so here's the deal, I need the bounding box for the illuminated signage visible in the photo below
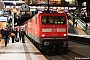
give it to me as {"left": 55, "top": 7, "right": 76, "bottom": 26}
{"left": 0, "top": 17, "right": 8, "bottom": 22}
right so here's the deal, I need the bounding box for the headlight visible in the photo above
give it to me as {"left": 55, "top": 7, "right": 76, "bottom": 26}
{"left": 42, "top": 34, "right": 45, "bottom": 37}
{"left": 64, "top": 34, "right": 66, "bottom": 36}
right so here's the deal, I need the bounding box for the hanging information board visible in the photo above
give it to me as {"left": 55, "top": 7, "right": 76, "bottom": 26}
{"left": 0, "top": 16, "right": 8, "bottom": 22}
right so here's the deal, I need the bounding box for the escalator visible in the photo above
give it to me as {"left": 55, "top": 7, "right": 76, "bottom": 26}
{"left": 75, "top": 17, "right": 90, "bottom": 35}
{"left": 68, "top": 21, "right": 78, "bottom": 35}
{"left": 67, "top": 13, "right": 90, "bottom": 35}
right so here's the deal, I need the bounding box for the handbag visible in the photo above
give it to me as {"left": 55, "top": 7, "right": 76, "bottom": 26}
{"left": 11, "top": 33, "right": 15, "bottom": 37}
{"left": 15, "top": 38, "right": 19, "bottom": 42}
{"left": 1, "top": 39, "right": 4, "bottom": 45}
{"left": 0, "top": 34, "right": 2, "bottom": 38}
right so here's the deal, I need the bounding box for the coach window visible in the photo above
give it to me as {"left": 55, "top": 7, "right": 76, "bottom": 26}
{"left": 42, "top": 16, "right": 47, "bottom": 24}
{"left": 60, "top": 16, "right": 66, "bottom": 24}
{"left": 49, "top": 17, "right": 54, "bottom": 23}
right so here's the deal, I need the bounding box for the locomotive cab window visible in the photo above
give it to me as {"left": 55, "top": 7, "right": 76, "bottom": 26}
{"left": 54, "top": 16, "right": 66, "bottom": 24}
{"left": 42, "top": 17, "right": 47, "bottom": 23}
{"left": 42, "top": 16, "right": 66, "bottom": 24}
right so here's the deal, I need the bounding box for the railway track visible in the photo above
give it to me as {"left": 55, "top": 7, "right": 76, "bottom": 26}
{"left": 44, "top": 50, "right": 89, "bottom": 60}
{"left": 26, "top": 35, "right": 90, "bottom": 60}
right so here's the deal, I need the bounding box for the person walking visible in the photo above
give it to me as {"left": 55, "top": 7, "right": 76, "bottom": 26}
{"left": 2, "top": 28, "right": 9, "bottom": 47}
{"left": 21, "top": 28, "right": 26, "bottom": 43}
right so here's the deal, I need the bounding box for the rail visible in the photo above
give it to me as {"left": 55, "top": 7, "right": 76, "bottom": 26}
{"left": 44, "top": 49, "right": 88, "bottom": 60}
{"left": 68, "top": 33, "right": 90, "bottom": 45}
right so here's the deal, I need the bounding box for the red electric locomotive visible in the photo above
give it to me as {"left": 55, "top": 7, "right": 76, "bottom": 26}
{"left": 26, "top": 12, "right": 68, "bottom": 49}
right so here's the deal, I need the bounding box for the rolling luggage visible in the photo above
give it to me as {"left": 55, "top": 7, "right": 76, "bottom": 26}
{"left": 15, "top": 38, "right": 19, "bottom": 42}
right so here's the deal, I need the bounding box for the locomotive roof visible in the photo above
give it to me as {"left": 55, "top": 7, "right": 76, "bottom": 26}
{"left": 37, "top": 12, "right": 67, "bottom": 15}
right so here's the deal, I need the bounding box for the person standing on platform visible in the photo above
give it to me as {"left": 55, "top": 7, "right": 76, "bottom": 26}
{"left": 0, "top": 28, "right": 4, "bottom": 35}
{"left": 86, "top": 23, "right": 88, "bottom": 29}
{"left": 75, "top": 21, "right": 77, "bottom": 27}
{"left": 19, "top": 29, "right": 21, "bottom": 42}
{"left": 10, "top": 28, "right": 15, "bottom": 43}
{"left": 21, "top": 28, "right": 26, "bottom": 43}
{"left": 2, "top": 28, "right": 9, "bottom": 47}
{"left": 73, "top": 17, "right": 75, "bottom": 26}
{"left": 0, "top": 28, "right": 4, "bottom": 42}
{"left": 75, "top": 20, "right": 77, "bottom": 27}
{"left": 14, "top": 27, "right": 18, "bottom": 38}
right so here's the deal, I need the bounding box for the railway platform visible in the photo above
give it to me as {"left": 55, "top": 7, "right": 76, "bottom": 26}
{"left": 0, "top": 36, "right": 47, "bottom": 60}
{"left": 69, "top": 20, "right": 87, "bottom": 35}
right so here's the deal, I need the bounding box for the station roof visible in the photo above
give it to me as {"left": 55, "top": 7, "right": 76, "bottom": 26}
{"left": 2, "top": 1, "right": 25, "bottom": 3}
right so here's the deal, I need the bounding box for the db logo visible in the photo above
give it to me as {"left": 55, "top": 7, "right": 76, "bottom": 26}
{"left": 52, "top": 28, "right": 57, "bottom": 32}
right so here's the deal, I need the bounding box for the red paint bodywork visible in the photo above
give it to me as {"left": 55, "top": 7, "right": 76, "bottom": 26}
{"left": 26, "top": 13, "right": 68, "bottom": 43}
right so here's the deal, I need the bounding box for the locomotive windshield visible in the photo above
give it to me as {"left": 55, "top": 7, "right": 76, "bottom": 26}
{"left": 42, "top": 16, "right": 66, "bottom": 24}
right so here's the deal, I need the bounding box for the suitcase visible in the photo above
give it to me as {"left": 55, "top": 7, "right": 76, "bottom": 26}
{"left": 15, "top": 38, "right": 19, "bottom": 42}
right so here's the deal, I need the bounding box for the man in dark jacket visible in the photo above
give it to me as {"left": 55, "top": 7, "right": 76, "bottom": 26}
{"left": 10, "top": 28, "right": 15, "bottom": 43}
{"left": 21, "top": 28, "right": 26, "bottom": 43}
{"left": 2, "top": 28, "right": 9, "bottom": 47}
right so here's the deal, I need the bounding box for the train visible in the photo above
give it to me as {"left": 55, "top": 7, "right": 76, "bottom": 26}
{"left": 25, "top": 12, "right": 68, "bottom": 50}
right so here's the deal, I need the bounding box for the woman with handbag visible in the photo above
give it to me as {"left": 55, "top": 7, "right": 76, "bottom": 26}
{"left": 2, "top": 28, "right": 9, "bottom": 47}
